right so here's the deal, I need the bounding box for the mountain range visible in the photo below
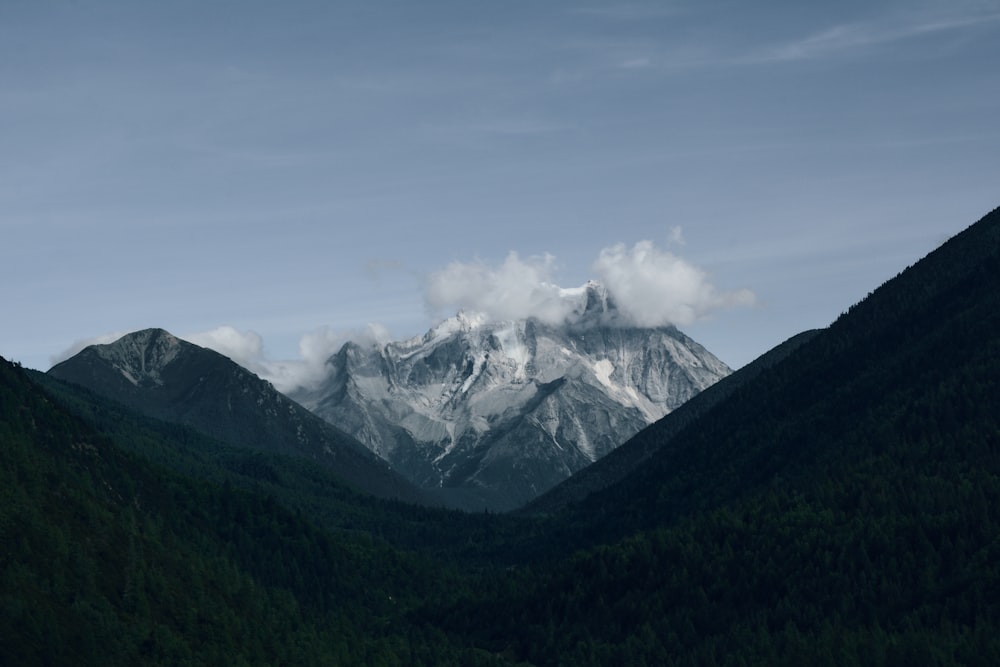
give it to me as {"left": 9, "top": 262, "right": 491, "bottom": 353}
{"left": 292, "top": 282, "right": 731, "bottom": 510}
{"left": 4, "top": 205, "right": 998, "bottom": 664}
{"left": 46, "top": 283, "right": 731, "bottom": 512}
{"left": 46, "top": 327, "right": 427, "bottom": 505}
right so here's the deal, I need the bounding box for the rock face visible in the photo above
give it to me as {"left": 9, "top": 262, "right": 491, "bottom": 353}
{"left": 48, "top": 328, "right": 428, "bottom": 504}
{"left": 521, "top": 329, "right": 823, "bottom": 517}
{"left": 292, "top": 284, "right": 731, "bottom": 511}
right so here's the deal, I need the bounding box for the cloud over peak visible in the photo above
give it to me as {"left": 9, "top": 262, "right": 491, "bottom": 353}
{"left": 186, "top": 324, "right": 389, "bottom": 395}
{"left": 425, "top": 238, "right": 754, "bottom": 329}
{"left": 424, "top": 251, "right": 577, "bottom": 326}
{"left": 51, "top": 238, "right": 753, "bottom": 395}
{"left": 593, "top": 240, "right": 755, "bottom": 327}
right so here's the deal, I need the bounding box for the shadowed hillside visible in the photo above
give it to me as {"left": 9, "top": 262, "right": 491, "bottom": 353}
{"left": 47, "top": 328, "right": 428, "bottom": 505}
{"left": 429, "top": 206, "right": 1000, "bottom": 664}
{"left": 6, "top": 205, "right": 999, "bottom": 665}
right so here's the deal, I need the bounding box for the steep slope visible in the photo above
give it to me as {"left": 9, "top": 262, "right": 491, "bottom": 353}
{"left": 561, "top": 205, "right": 1000, "bottom": 539}
{"left": 47, "top": 328, "right": 427, "bottom": 504}
{"left": 31, "top": 367, "right": 529, "bottom": 558}
{"left": 292, "top": 283, "right": 731, "bottom": 511}
{"left": 427, "top": 207, "right": 1000, "bottom": 664}
{"left": 0, "top": 356, "right": 507, "bottom": 665}
{"left": 8, "top": 205, "right": 1000, "bottom": 665}
{"left": 522, "top": 328, "right": 822, "bottom": 516}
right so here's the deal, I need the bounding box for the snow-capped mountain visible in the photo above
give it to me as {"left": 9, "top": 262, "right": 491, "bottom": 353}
{"left": 291, "top": 283, "right": 731, "bottom": 511}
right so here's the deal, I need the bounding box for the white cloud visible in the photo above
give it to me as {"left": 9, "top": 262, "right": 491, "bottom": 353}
{"left": 593, "top": 241, "right": 755, "bottom": 327}
{"left": 185, "top": 326, "right": 265, "bottom": 370}
{"left": 276, "top": 323, "right": 392, "bottom": 393}
{"left": 50, "top": 241, "right": 753, "bottom": 391}
{"left": 49, "top": 323, "right": 378, "bottom": 395}
{"left": 184, "top": 326, "right": 303, "bottom": 391}
{"left": 184, "top": 324, "right": 388, "bottom": 395}
{"left": 424, "top": 251, "right": 579, "bottom": 325}
{"left": 423, "top": 240, "right": 754, "bottom": 330}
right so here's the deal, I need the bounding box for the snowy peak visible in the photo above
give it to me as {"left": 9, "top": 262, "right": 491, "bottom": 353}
{"left": 412, "top": 281, "right": 623, "bottom": 343}
{"left": 568, "top": 280, "right": 615, "bottom": 320}
{"left": 295, "top": 301, "right": 732, "bottom": 511}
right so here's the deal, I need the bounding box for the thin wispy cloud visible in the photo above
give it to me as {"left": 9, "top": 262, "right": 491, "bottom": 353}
{"left": 9, "top": 0, "right": 998, "bottom": 377}
{"left": 562, "top": 6, "right": 1000, "bottom": 73}
{"left": 747, "top": 11, "right": 1000, "bottom": 64}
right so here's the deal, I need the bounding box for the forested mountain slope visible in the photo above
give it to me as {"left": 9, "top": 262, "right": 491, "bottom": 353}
{"left": 29, "top": 368, "right": 528, "bottom": 559}
{"left": 429, "top": 206, "right": 1000, "bottom": 663}
{"left": 560, "top": 205, "right": 1000, "bottom": 539}
{"left": 0, "top": 356, "right": 507, "bottom": 665}
{"left": 47, "top": 328, "right": 427, "bottom": 505}
{"left": 6, "top": 205, "right": 999, "bottom": 666}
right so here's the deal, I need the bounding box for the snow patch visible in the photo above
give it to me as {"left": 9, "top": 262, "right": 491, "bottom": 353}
{"left": 119, "top": 368, "right": 139, "bottom": 386}
{"left": 593, "top": 359, "right": 614, "bottom": 389}
{"left": 570, "top": 412, "right": 596, "bottom": 462}
{"left": 493, "top": 322, "right": 529, "bottom": 379}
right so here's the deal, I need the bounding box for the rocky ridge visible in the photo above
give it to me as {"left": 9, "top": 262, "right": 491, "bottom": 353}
{"left": 292, "top": 283, "right": 731, "bottom": 510}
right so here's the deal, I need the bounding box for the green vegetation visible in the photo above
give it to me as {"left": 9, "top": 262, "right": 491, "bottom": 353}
{"left": 3, "top": 206, "right": 999, "bottom": 665}
{"left": 1, "top": 357, "right": 510, "bottom": 665}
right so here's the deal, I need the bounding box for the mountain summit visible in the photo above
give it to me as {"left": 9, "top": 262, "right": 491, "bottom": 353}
{"left": 62, "top": 327, "right": 185, "bottom": 389}
{"left": 292, "top": 282, "right": 731, "bottom": 511}
{"left": 48, "top": 328, "right": 426, "bottom": 504}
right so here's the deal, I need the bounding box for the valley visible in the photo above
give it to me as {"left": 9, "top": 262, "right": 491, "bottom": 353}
{"left": 3, "top": 206, "right": 999, "bottom": 665}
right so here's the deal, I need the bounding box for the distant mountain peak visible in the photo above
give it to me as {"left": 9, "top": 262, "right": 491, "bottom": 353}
{"left": 412, "top": 309, "right": 490, "bottom": 347}
{"left": 294, "top": 299, "right": 730, "bottom": 511}
{"left": 89, "top": 328, "right": 188, "bottom": 388}
{"left": 418, "top": 281, "right": 631, "bottom": 344}
{"left": 569, "top": 280, "right": 630, "bottom": 328}
{"left": 48, "top": 328, "right": 430, "bottom": 504}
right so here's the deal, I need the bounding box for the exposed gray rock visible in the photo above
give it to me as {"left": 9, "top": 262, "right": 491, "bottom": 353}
{"left": 292, "top": 283, "right": 731, "bottom": 511}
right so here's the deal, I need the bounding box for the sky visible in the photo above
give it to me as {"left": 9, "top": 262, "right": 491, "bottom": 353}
{"left": 3, "top": 0, "right": 999, "bottom": 386}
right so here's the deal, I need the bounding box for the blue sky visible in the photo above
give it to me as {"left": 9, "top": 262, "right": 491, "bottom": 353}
{"left": 3, "top": 0, "right": 999, "bottom": 379}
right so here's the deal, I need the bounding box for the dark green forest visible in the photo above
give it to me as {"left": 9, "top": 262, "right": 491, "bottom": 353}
{"left": 2, "top": 206, "right": 999, "bottom": 665}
